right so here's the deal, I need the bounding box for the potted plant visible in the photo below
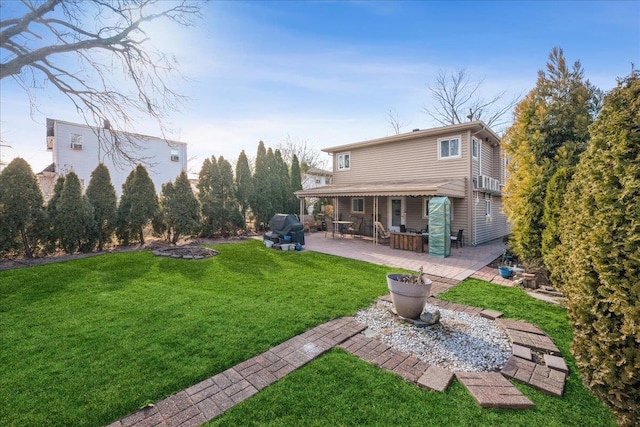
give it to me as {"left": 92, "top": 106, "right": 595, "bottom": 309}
{"left": 386, "top": 266, "right": 432, "bottom": 319}
{"left": 498, "top": 248, "right": 514, "bottom": 278}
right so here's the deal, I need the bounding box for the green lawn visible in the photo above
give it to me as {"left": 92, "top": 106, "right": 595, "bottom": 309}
{"left": 0, "top": 240, "right": 391, "bottom": 426}
{"left": 1, "top": 242, "right": 615, "bottom": 426}
{"left": 207, "top": 280, "right": 616, "bottom": 427}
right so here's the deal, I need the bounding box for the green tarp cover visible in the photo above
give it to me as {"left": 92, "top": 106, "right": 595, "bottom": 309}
{"left": 428, "top": 197, "right": 451, "bottom": 258}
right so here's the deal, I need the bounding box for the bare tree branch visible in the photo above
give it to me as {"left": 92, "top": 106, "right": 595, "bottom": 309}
{"left": 387, "top": 108, "right": 410, "bottom": 135}
{"left": 423, "top": 68, "right": 520, "bottom": 133}
{"left": 1, "top": 0, "right": 203, "bottom": 165}
{"left": 276, "top": 135, "right": 328, "bottom": 172}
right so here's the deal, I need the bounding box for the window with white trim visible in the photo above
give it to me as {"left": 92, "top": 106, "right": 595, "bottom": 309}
{"left": 472, "top": 138, "right": 479, "bottom": 160}
{"left": 70, "top": 133, "right": 83, "bottom": 150}
{"left": 351, "top": 198, "right": 364, "bottom": 213}
{"left": 486, "top": 199, "right": 492, "bottom": 217}
{"left": 422, "top": 197, "right": 431, "bottom": 218}
{"left": 438, "top": 136, "right": 461, "bottom": 159}
{"left": 170, "top": 149, "right": 179, "bottom": 162}
{"left": 337, "top": 152, "right": 350, "bottom": 170}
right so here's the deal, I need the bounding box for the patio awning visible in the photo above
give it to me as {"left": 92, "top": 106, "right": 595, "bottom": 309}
{"left": 295, "top": 178, "right": 467, "bottom": 199}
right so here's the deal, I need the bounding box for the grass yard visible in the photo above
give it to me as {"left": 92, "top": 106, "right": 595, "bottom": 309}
{"left": 1, "top": 241, "right": 615, "bottom": 426}
{"left": 0, "top": 240, "right": 391, "bottom": 426}
{"left": 205, "top": 280, "right": 616, "bottom": 427}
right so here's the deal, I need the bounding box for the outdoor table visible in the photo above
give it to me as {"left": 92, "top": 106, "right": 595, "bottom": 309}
{"left": 332, "top": 220, "right": 354, "bottom": 238}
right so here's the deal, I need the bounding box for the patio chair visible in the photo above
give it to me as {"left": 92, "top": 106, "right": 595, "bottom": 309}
{"left": 347, "top": 217, "right": 363, "bottom": 238}
{"left": 324, "top": 217, "right": 334, "bottom": 238}
{"left": 400, "top": 224, "right": 407, "bottom": 233}
{"left": 451, "top": 229, "right": 464, "bottom": 248}
{"left": 374, "top": 221, "right": 390, "bottom": 245}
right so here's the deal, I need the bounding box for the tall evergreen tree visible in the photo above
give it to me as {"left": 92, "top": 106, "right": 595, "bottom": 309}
{"left": 171, "top": 172, "right": 200, "bottom": 242}
{"left": 216, "top": 156, "right": 243, "bottom": 234}
{"left": 54, "top": 172, "right": 96, "bottom": 253}
{"left": 235, "top": 150, "right": 253, "bottom": 230}
{"left": 502, "top": 47, "right": 600, "bottom": 262}
{"left": 156, "top": 172, "right": 200, "bottom": 243}
{"left": 86, "top": 164, "right": 117, "bottom": 251}
{"left": 289, "top": 154, "right": 303, "bottom": 214}
{"left": 0, "top": 157, "right": 46, "bottom": 258}
{"left": 273, "top": 149, "right": 291, "bottom": 213}
{"left": 45, "top": 176, "right": 65, "bottom": 252}
{"left": 250, "top": 141, "right": 273, "bottom": 230}
{"left": 116, "top": 165, "right": 158, "bottom": 245}
{"left": 556, "top": 71, "right": 640, "bottom": 427}
{"left": 197, "top": 156, "right": 220, "bottom": 237}
{"left": 116, "top": 170, "right": 135, "bottom": 245}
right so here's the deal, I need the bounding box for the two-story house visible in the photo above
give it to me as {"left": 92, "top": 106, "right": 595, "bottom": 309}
{"left": 38, "top": 118, "right": 187, "bottom": 199}
{"left": 295, "top": 121, "right": 509, "bottom": 246}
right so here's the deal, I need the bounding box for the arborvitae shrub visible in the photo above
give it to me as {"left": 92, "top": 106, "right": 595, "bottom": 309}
{"left": 558, "top": 72, "right": 640, "bottom": 426}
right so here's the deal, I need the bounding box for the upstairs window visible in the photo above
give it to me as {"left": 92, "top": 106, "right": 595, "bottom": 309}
{"left": 472, "top": 138, "right": 479, "bottom": 160}
{"left": 337, "top": 152, "right": 350, "bottom": 170}
{"left": 70, "top": 134, "right": 83, "bottom": 150}
{"left": 170, "top": 149, "right": 179, "bottom": 162}
{"left": 438, "top": 136, "right": 461, "bottom": 159}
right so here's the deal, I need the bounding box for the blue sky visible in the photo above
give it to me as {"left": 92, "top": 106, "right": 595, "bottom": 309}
{"left": 1, "top": 0, "right": 639, "bottom": 175}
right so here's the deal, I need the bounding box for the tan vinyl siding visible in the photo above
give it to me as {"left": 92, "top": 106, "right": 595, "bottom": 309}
{"left": 470, "top": 193, "right": 509, "bottom": 245}
{"left": 480, "top": 141, "right": 493, "bottom": 178}
{"left": 493, "top": 145, "right": 503, "bottom": 183}
{"left": 333, "top": 133, "right": 469, "bottom": 186}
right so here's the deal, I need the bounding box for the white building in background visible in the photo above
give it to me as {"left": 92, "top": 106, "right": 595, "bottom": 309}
{"left": 301, "top": 166, "right": 332, "bottom": 214}
{"left": 38, "top": 118, "right": 187, "bottom": 200}
{"left": 302, "top": 166, "right": 332, "bottom": 189}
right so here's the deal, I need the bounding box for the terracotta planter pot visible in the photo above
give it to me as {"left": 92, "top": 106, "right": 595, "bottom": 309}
{"left": 387, "top": 273, "right": 432, "bottom": 319}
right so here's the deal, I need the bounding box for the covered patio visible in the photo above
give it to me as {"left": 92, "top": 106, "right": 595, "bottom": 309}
{"left": 295, "top": 178, "right": 467, "bottom": 246}
{"left": 301, "top": 231, "right": 505, "bottom": 282}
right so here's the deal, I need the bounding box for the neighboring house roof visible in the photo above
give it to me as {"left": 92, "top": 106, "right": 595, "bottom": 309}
{"left": 322, "top": 121, "right": 500, "bottom": 153}
{"left": 304, "top": 166, "right": 332, "bottom": 176}
{"left": 41, "top": 163, "right": 56, "bottom": 173}
{"left": 295, "top": 178, "right": 466, "bottom": 198}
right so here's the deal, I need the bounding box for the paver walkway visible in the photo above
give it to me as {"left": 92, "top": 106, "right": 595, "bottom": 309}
{"left": 107, "top": 318, "right": 367, "bottom": 427}
{"left": 108, "top": 297, "right": 568, "bottom": 426}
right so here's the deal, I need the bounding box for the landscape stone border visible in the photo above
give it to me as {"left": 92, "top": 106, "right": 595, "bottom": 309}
{"left": 151, "top": 246, "right": 220, "bottom": 260}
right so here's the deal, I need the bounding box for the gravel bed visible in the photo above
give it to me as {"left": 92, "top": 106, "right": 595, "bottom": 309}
{"left": 355, "top": 300, "right": 511, "bottom": 372}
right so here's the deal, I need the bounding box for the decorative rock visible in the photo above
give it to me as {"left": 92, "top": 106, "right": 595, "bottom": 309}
{"left": 355, "top": 301, "right": 510, "bottom": 372}
{"left": 420, "top": 310, "right": 441, "bottom": 325}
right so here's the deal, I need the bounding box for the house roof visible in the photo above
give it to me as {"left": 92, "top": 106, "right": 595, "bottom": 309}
{"left": 295, "top": 178, "right": 466, "bottom": 199}
{"left": 304, "top": 166, "right": 332, "bottom": 176}
{"left": 322, "top": 121, "right": 500, "bottom": 154}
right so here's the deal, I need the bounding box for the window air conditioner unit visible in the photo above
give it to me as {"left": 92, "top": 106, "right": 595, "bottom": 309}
{"left": 477, "top": 175, "right": 489, "bottom": 190}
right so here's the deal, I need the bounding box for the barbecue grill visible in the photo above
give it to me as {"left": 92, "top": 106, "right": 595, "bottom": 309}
{"left": 264, "top": 214, "right": 305, "bottom": 246}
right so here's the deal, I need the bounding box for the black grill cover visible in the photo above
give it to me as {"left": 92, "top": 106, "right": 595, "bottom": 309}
{"left": 268, "top": 214, "right": 305, "bottom": 245}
